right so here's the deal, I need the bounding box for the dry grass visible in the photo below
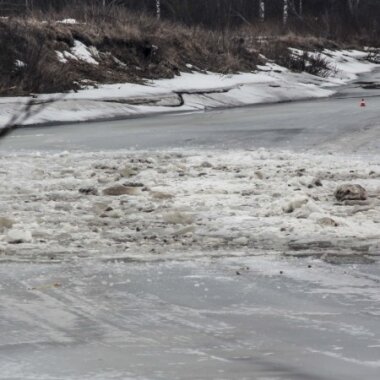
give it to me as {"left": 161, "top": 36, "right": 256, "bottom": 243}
{"left": 0, "top": 5, "right": 351, "bottom": 96}
{"left": 0, "top": 8, "right": 262, "bottom": 95}
{"left": 0, "top": 18, "right": 77, "bottom": 95}
{"left": 277, "top": 32, "right": 339, "bottom": 50}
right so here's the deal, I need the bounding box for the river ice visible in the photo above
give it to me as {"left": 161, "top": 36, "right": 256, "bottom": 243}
{"left": 0, "top": 149, "right": 379, "bottom": 263}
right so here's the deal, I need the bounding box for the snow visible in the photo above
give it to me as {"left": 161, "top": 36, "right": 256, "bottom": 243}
{"left": 290, "top": 48, "right": 378, "bottom": 84}
{"left": 0, "top": 71, "right": 332, "bottom": 126}
{"left": 57, "top": 18, "right": 77, "bottom": 24}
{"left": 0, "top": 149, "right": 379, "bottom": 263}
{"left": 323, "top": 49, "right": 377, "bottom": 80}
{"left": 56, "top": 51, "right": 69, "bottom": 64}
{"left": 15, "top": 60, "right": 26, "bottom": 68}
{"left": 55, "top": 40, "right": 99, "bottom": 65}
{"left": 70, "top": 40, "right": 99, "bottom": 65}
{"left": 0, "top": 49, "right": 377, "bottom": 127}
{"left": 7, "top": 229, "right": 32, "bottom": 244}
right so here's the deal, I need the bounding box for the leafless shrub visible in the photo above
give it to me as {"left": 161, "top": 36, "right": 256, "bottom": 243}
{"left": 0, "top": 18, "right": 77, "bottom": 95}
{"left": 306, "top": 53, "right": 335, "bottom": 77}
{"left": 0, "top": 96, "right": 62, "bottom": 140}
{"left": 262, "top": 41, "right": 334, "bottom": 78}
{"left": 366, "top": 49, "right": 380, "bottom": 64}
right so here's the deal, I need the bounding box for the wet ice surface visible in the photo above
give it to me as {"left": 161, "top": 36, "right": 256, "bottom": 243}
{"left": 0, "top": 149, "right": 379, "bottom": 263}
{"left": 0, "top": 257, "right": 380, "bottom": 380}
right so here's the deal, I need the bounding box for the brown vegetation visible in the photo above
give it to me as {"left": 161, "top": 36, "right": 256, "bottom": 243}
{"left": 0, "top": 4, "right": 369, "bottom": 96}
{"left": 0, "top": 10, "right": 262, "bottom": 95}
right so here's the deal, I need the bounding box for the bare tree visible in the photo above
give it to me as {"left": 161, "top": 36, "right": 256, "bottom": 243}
{"left": 347, "top": 0, "right": 361, "bottom": 17}
{"left": 156, "top": 0, "right": 160, "bottom": 20}
{"left": 1, "top": 0, "right": 380, "bottom": 42}
{"left": 283, "top": 0, "right": 289, "bottom": 25}
{"left": 0, "top": 98, "right": 58, "bottom": 140}
{"left": 259, "top": 0, "right": 265, "bottom": 22}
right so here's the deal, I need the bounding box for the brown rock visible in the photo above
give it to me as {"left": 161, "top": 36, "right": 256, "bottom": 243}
{"left": 151, "top": 191, "right": 174, "bottom": 200}
{"left": 0, "top": 217, "right": 14, "bottom": 231}
{"left": 119, "top": 166, "right": 138, "bottom": 178}
{"left": 79, "top": 186, "right": 98, "bottom": 196}
{"left": 335, "top": 184, "right": 367, "bottom": 202}
{"left": 163, "top": 212, "right": 194, "bottom": 225}
{"left": 201, "top": 161, "right": 213, "bottom": 168}
{"left": 103, "top": 185, "right": 140, "bottom": 196}
{"left": 318, "top": 217, "right": 339, "bottom": 227}
{"left": 255, "top": 171, "right": 264, "bottom": 180}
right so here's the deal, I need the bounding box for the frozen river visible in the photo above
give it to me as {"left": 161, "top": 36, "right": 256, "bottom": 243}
{"left": 0, "top": 74, "right": 380, "bottom": 379}
{"left": 1, "top": 256, "right": 380, "bottom": 380}
{"left": 3, "top": 69, "right": 380, "bottom": 154}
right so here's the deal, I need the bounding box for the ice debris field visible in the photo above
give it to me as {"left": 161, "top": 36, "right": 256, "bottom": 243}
{"left": 0, "top": 149, "right": 379, "bottom": 263}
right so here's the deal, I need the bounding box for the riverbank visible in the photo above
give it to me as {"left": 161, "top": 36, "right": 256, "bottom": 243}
{"left": 0, "top": 49, "right": 377, "bottom": 128}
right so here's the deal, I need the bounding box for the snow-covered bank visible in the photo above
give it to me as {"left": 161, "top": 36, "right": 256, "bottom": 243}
{"left": 0, "top": 49, "right": 377, "bottom": 127}
{"left": 0, "top": 149, "right": 379, "bottom": 263}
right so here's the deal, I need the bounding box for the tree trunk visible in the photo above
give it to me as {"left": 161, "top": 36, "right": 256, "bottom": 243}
{"left": 348, "top": 0, "right": 361, "bottom": 15}
{"left": 259, "top": 0, "right": 265, "bottom": 22}
{"left": 283, "top": 0, "right": 289, "bottom": 25}
{"left": 156, "top": 0, "right": 161, "bottom": 20}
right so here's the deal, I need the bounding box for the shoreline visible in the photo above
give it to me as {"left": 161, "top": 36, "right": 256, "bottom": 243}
{"left": 0, "top": 49, "right": 377, "bottom": 129}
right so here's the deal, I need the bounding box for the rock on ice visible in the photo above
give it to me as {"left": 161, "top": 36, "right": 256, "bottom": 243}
{"left": 335, "top": 184, "right": 368, "bottom": 201}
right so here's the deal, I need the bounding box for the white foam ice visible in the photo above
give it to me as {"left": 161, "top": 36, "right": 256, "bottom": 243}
{"left": 0, "top": 148, "right": 379, "bottom": 263}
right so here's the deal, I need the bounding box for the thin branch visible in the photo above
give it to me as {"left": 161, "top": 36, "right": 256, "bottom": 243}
{"left": 0, "top": 96, "right": 63, "bottom": 140}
